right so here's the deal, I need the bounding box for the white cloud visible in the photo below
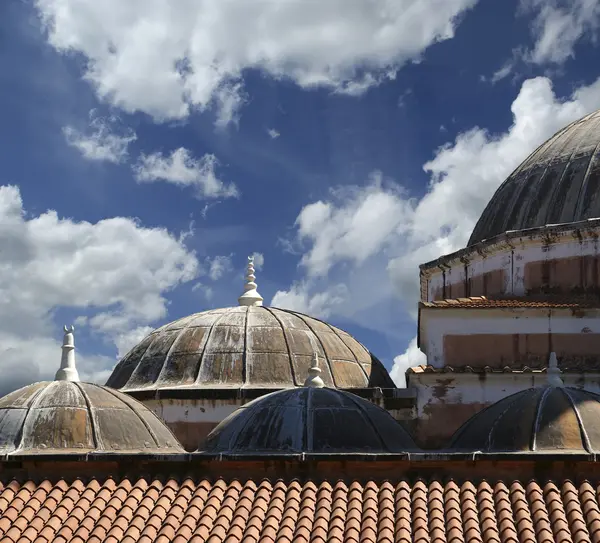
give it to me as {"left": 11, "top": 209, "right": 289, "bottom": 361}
{"left": 63, "top": 112, "right": 136, "bottom": 163}
{"left": 207, "top": 255, "right": 233, "bottom": 281}
{"left": 390, "top": 337, "right": 426, "bottom": 387}
{"left": 523, "top": 0, "right": 600, "bottom": 65}
{"left": 275, "top": 75, "right": 600, "bottom": 384}
{"left": 36, "top": 0, "right": 478, "bottom": 124}
{"left": 134, "top": 148, "right": 239, "bottom": 199}
{"left": 267, "top": 128, "right": 281, "bottom": 139}
{"left": 251, "top": 252, "right": 265, "bottom": 271}
{"left": 0, "top": 184, "right": 200, "bottom": 392}
{"left": 271, "top": 282, "right": 348, "bottom": 319}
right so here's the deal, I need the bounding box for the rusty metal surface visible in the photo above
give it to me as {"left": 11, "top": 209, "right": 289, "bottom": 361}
{"left": 469, "top": 108, "right": 600, "bottom": 246}
{"left": 0, "top": 381, "right": 183, "bottom": 454}
{"left": 199, "top": 387, "right": 418, "bottom": 454}
{"left": 450, "top": 386, "right": 600, "bottom": 453}
{"left": 107, "top": 306, "right": 394, "bottom": 391}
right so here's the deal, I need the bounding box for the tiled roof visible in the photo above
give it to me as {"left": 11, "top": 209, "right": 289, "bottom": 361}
{"left": 2, "top": 476, "right": 600, "bottom": 543}
{"left": 420, "top": 296, "right": 600, "bottom": 309}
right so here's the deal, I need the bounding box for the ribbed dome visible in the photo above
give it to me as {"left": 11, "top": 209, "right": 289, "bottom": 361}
{"left": 0, "top": 381, "right": 183, "bottom": 455}
{"left": 450, "top": 386, "right": 600, "bottom": 454}
{"left": 200, "top": 387, "right": 417, "bottom": 454}
{"left": 106, "top": 306, "right": 394, "bottom": 391}
{"left": 469, "top": 109, "right": 600, "bottom": 246}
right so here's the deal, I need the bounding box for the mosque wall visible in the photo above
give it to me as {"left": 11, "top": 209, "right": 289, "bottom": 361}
{"left": 420, "top": 307, "right": 600, "bottom": 368}
{"left": 406, "top": 371, "right": 600, "bottom": 448}
{"left": 421, "top": 226, "right": 600, "bottom": 301}
{"left": 143, "top": 398, "right": 240, "bottom": 451}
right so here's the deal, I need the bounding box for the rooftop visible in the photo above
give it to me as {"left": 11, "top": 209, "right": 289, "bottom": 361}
{"left": 1, "top": 474, "right": 600, "bottom": 543}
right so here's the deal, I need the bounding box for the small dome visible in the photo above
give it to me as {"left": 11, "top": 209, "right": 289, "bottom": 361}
{"left": 106, "top": 306, "right": 394, "bottom": 391}
{"left": 469, "top": 108, "right": 600, "bottom": 246}
{"left": 450, "top": 386, "right": 600, "bottom": 454}
{"left": 0, "top": 381, "right": 183, "bottom": 455}
{"left": 200, "top": 387, "right": 417, "bottom": 454}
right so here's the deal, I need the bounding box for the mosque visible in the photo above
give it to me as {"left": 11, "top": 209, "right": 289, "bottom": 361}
{"left": 2, "top": 109, "right": 600, "bottom": 542}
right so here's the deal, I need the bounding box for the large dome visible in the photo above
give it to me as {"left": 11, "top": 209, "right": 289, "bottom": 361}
{"left": 469, "top": 108, "right": 600, "bottom": 246}
{"left": 0, "top": 381, "right": 183, "bottom": 455}
{"left": 106, "top": 306, "right": 394, "bottom": 391}
{"left": 200, "top": 387, "right": 417, "bottom": 454}
{"left": 450, "top": 384, "right": 600, "bottom": 454}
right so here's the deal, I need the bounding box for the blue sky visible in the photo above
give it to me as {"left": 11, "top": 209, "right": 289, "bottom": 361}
{"left": 1, "top": 0, "right": 600, "bottom": 392}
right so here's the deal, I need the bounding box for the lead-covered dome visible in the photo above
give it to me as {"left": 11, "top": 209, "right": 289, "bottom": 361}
{"left": 0, "top": 381, "right": 183, "bottom": 455}
{"left": 450, "top": 385, "right": 600, "bottom": 454}
{"left": 469, "top": 108, "right": 600, "bottom": 246}
{"left": 200, "top": 387, "right": 417, "bottom": 454}
{"left": 107, "top": 306, "right": 394, "bottom": 391}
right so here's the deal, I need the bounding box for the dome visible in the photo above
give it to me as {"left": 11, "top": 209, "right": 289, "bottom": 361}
{"left": 106, "top": 305, "right": 394, "bottom": 391}
{"left": 469, "top": 108, "right": 600, "bottom": 246}
{"left": 0, "top": 381, "right": 183, "bottom": 455}
{"left": 450, "top": 385, "right": 600, "bottom": 454}
{"left": 200, "top": 386, "right": 417, "bottom": 454}
{"left": 0, "top": 326, "right": 182, "bottom": 455}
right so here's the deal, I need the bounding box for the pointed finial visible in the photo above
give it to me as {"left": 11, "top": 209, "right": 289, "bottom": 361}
{"left": 547, "top": 351, "right": 563, "bottom": 388}
{"left": 55, "top": 325, "right": 80, "bottom": 382}
{"left": 304, "top": 352, "right": 325, "bottom": 388}
{"left": 238, "top": 255, "right": 264, "bottom": 307}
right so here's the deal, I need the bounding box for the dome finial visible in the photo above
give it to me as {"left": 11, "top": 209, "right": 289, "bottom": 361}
{"left": 547, "top": 351, "right": 563, "bottom": 388}
{"left": 304, "top": 352, "right": 325, "bottom": 388}
{"left": 55, "top": 325, "right": 80, "bottom": 382}
{"left": 238, "top": 255, "right": 264, "bottom": 307}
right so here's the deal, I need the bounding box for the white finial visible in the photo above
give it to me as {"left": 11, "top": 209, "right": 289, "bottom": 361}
{"left": 547, "top": 352, "right": 563, "bottom": 388}
{"left": 55, "top": 325, "right": 80, "bottom": 382}
{"left": 238, "top": 255, "right": 264, "bottom": 307}
{"left": 304, "top": 352, "right": 325, "bottom": 388}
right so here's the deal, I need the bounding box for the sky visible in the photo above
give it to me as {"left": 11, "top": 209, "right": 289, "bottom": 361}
{"left": 2, "top": 0, "right": 600, "bottom": 393}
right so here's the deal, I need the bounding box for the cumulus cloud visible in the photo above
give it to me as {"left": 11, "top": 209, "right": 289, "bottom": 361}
{"left": 0, "top": 184, "right": 200, "bottom": 392}
{"left": 36, "top": 0, "right": 477, "bottom": 124}
{"left": 134, "top": 148, "right": 239, "bottom": 199}
{"left": 63, "top": 112, "right": 136, "bottom": 163}
{"left": 271, "top": 282, "right": 348, "bottom": 319}
{"left": 389, "top": 337, "right": 426, "bottom": 387}
{"left": 267, "top": 129, "right": 280, "bottom": 139}
{"left": 524, "top": 0, "right": 600, "bottom": 65}
{"left": 274, "top": 75, "right": 600, "bottom": 385}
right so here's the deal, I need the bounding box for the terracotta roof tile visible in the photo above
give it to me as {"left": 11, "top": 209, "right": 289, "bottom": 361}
{"left": 3, "top": 476, "right": 600, "bottom": 543}
{"left": 421, "top": 295, "right": 600, "bottom": 309}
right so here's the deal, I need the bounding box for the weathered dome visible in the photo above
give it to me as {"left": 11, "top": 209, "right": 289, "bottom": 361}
{"left": 106, "top": 306, "right": 394, "bottom": 391}
{"left": 0, "top": 381, "right": 183, "bottom": 455}
{"left": 469, "top": 108, "right": 600, "bottom": 246}
{"left": 200, "top": 387, "right": 417, "bottom": 454}
{"left": 450, "top": 386, "right": 600, "bottom": 454}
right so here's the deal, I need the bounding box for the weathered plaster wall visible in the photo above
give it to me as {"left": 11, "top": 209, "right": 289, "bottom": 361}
{"left": 143, "top": 398, "right": 241, "bottom": 451}
{"left": 421, "top": 227, "right": 600, "bottom": 301}
{"left": 407, "top": 372, "right": 600, "bottom": 448}
{"left": 420, "top": 307, "right": 600, "bottom": 367}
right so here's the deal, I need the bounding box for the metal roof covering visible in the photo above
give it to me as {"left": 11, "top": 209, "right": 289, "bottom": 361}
{"left": 200, "top": 387, "right": 417, "bottom": 454}
{"left": 0, "top": 381, "right": 183, "bottom": 455}
{"left": 106, "top": 306, "right": 394, "bottom": 391}
{"left": 450, "top": 386, "right": 600, "bottom": 453}
{"left": 469, "top": 108, "right": 600, "bottom": 246}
